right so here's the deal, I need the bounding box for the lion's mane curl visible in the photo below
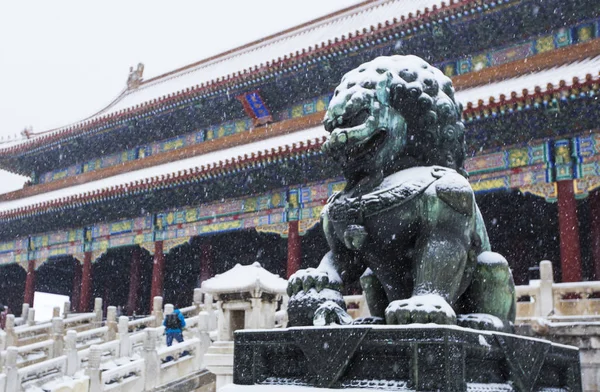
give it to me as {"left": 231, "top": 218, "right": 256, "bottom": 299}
{"left": 331, "top": 55, "right": 467, "bottom": 176}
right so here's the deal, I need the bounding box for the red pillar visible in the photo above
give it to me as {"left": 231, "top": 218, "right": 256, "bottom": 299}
{"left": 590, "top": 190, "right": 600, "bottom": 280}
{"left": 23, "top": 259, "right": 36, "bottom": 306}
{"left": 199, "top": 240, "right": 213, "bottom": 283}
{"left": 287, "top": 220, "right": 302, "bottom": 278}
{"left": 71, "top": 260, "right": 82, "bottom": 312}
{"left": 127, "top": 248, "right": 141, "bottom": 315}
{"left": 79, "top": 251, "right": 93, "bottom": 312}
{"left": 557, "top": 180, "right": 582, "bottom": 282}
{"left": 150, "top": 241, "right": 165, "bottom": 301}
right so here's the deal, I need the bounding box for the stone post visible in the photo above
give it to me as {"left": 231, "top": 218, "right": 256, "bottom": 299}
{"left": 152, "top": 297, "right": 163, "bottom": 328}
{"left": 118, "top": 316, "right": 131, "bottom": 358}
{"left": 5, "top": 315, "right": 16, "bottom": 347}
{"left": 86, "top": 345, "right": 103, "bottom": 392}
{"left": 21, "top": 303, "right": 29, "bottom": 322}
{"left": 4, "top": 346, "right": 19, "bottom": 392}
{"left": 65, "top": 330, "right": 78, "bottom": 376}
{"left": 538, "top": 260, "right": 554, "bottom": 317}
{"left": 249, "top": 298, "right": 262, "bottom": 329}
{"left": 106, "top": 306, "right": 117, "bottom": 340}
{"left": 51, "top": 317, "right": 64, "bottom": 357}
{"left": 143, "top": 328, "right": 160, "bottom": 390}
{"left": 93, "top": 298, "right": 103, "bottom": 327}
{"left": 27, "top": 309, "right": 35, "bottom": 326}
{"left": 52, "top": 306, "right": 60, "bottom": 319}
{"left": 216, "top": 301, "right": 227, "bottom": 341}
{"left": 63, "top": 302, "right": 71, "bottom": 318}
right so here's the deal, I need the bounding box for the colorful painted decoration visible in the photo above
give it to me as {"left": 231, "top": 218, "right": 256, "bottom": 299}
{"left": 237, "top": 90, "right": 272, "bottom": 126}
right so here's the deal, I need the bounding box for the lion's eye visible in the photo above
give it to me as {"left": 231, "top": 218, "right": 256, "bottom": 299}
{"left": 340, "top": 109, "right": 370, "bottom": 128}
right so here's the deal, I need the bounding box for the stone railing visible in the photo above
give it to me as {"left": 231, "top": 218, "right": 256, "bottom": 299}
{"left": 515, "top": 260, "right": 600, "bottom": 320}
{"left": 1, "top": 299, "right": 102, "bottom": 349}
{"left": 0, "top": 289, "right": 218, "bottom": 391}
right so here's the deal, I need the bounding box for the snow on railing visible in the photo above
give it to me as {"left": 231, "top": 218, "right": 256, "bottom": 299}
{"left": 18, "top": 355, "right": 67, "bottom": 385}
{"left": 75, "top": 326, "right": 109, "bottom": 351}
{"left": 0, "top": 291, "right": 217, "bottom": 391}
{"left": 516, "top": 260, "right": 600, "bottom": 320}
{"left": 99, "top": 357, "right": 145, "bottom": 391}
{"left": 15, "top": 339, "right": 54, "bottom": 368}
{"left": 78, "top": 338, "right": 120, "bottom": 371}
{"left": 63, "top": 312, "right": 99, "bottom": 333}
{"left": 127, "top": 316, "right": 156, "bottom": 332}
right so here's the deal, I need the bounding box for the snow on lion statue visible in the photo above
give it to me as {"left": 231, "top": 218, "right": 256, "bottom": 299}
{"left": 287, "top": 55, "right": 516, "bottom": 331}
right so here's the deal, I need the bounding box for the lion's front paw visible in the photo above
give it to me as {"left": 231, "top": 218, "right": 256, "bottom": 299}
{"left": 385, "top": 294, "right": 457, "bottom": 325}
{"left": 313, "top": 301, "right": 353, "bottom": 326}
{"left": 457, "top": 313, "right": 508, "bottom": 332}
{"left": 287, "top": 268, "right": 337, "bottom": 296}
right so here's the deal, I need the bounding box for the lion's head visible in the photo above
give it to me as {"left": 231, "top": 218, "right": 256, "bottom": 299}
{"left": 323, "top": 55, "right": 466, "bottom": 187}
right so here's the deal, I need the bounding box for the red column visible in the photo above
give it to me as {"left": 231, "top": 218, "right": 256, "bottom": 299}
{"left": 590, "top": 190, "right": 600, "bottom": 280}
{"left": 127, "top": 248, "right": 141, "bottom": 315}
{"left": 79, "top": 251, "right": 93, "bottom": 312}
{"left": 71, "top": 260, "right": 82, "bottom": 312}
{"left": 150, "top": 241, "right": 165, "bottom": 301}
{"left": 287, "top": 220, "right": 302, "bottom": 278}
{"left": 23, "top": 259, "right": 36, "bottom": 306}
{"left": 557, "top": 180, "right": 582, "bottom": 282}
{"left": 199, "top": 240, "right": 213, "bottom": 283}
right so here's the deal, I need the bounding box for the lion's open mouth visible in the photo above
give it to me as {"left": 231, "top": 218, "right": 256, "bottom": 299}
{"left": 348, "top": 128, "right": 387, "bottom": 161}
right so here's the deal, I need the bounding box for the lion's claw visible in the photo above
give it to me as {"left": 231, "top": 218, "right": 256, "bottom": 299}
{"left": 287, "top": 268, "right": 335, "bottom": 296}
{"left": 385, "top": 294, "right": 456, "bottom": 325}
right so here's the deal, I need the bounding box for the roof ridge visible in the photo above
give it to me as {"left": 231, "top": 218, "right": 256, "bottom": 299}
{"left": 0, "top": 0, "right": 479, "bottom": 157}
{"left": 140, "top": 0, "right": 383, "bottom": 87}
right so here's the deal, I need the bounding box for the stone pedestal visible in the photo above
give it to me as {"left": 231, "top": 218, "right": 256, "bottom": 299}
{"left": 231, "top": 326, "right": 582, "bottom": 391}
{"left": 201, "top": 262, "right": 287, "bottom": 390}
{"left": 205, "top": 341, "right": 235, "bottom": 390}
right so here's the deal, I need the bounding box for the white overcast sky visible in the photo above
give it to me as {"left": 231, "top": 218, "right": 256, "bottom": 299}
{"left": 0, "top": 0, "right": 361, "bottom": 193}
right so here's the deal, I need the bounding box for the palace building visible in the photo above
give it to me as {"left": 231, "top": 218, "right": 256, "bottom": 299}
{"left": 1, "top": 0, "right": 599, "bottom": 316}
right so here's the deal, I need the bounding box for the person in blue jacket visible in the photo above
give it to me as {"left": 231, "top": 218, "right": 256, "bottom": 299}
{"left": 163, "top": 308, "right": 186, "bottom": 346}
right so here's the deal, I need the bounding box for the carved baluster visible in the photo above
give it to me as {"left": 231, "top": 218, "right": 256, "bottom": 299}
{"left": 143, "top": 328, "right": 160, "bottom": 389}
{"left": 86, "top": 345, "right": 103, "bottom": 392}
{"left": 118, "top": 316, "right": 131, "bottom": 358}
{"left": 65, "top": 330, "right": 78, "bottom": 376}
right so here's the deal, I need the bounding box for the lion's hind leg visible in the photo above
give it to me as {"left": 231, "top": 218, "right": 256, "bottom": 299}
{"left": 457, "top": 251, "right": 516, "bottom": 332}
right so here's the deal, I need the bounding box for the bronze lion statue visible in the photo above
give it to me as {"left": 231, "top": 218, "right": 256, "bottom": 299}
{"left": 287, "top": 55, "right": 516, "bottom": 331}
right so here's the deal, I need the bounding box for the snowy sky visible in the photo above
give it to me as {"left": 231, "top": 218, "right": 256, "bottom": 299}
{"left": 0, "top": 0, "right": 361, "bottom": 193}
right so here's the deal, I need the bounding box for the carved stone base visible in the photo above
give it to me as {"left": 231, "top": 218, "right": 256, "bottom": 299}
{"left": 232, "top": 325, "right": 581, "bottom": 391}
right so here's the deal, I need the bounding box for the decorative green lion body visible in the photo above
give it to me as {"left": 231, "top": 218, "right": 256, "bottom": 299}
{"left": 288, "top": 55, "right": 516, "bottom": 330}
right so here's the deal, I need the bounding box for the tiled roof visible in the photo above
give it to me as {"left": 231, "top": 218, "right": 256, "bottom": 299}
{"left": 455, "top": 55, "right": 600, "bottom": 109}
{"left": 1, "top": 56, "right": 600, "bottom": 219}
{"left": 0, "top": 0, "right": 472, "bottom": 155}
